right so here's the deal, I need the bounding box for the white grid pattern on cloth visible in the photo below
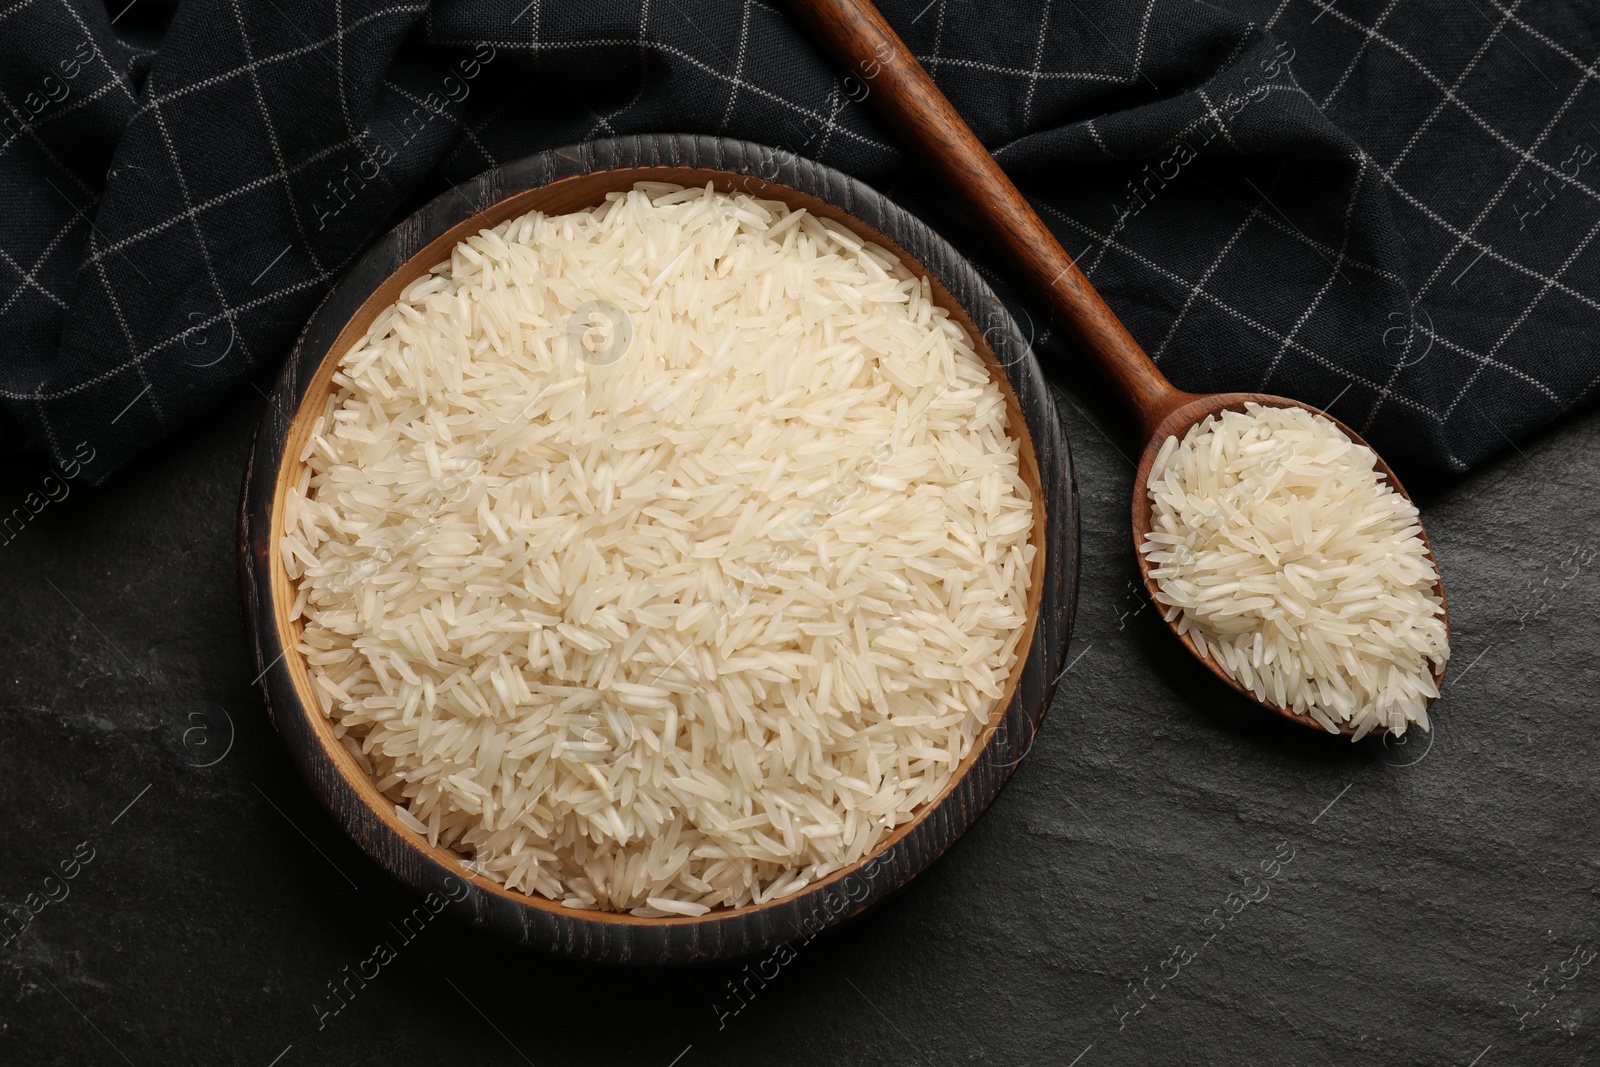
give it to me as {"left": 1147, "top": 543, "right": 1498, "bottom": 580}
{"left": 0, "top": 0, "right": 41, "bottom": 28}
{"left": 83, "top": 222, "right": 146, "bottom": 409}
{"left": 1349, "top": 0, "right": 1529, "bottom": 429}
{"left": 1294, "top": 6, "right": 1600, "bottom": 437}
{"left": 1263, "top": 0, "right": 1600, "bottom": 467}
{"left": 0, "top": 213, "right": 77, "bottom": 315}
{"left": 1256, "top": 163, "right": 1365, "bottom": 391}
{"left": 1036, "top": 199, "right": 1442, "bottom": 423}
{"left": 1193, "top": 84, "right": 1245, "bottom": 153}
{"left": 577, "top": 0, "right": 653, "bottom": 144}
{"left": 3, "top": 0, "right": 427, "bottom": 409}
{"left": 469, "top": 34, "right": 899, "bottom": 155}
{"left": 1083, "top": 116, "right": 1113, "bottom": 157}
{"left": 1443, "top": 208, "right": 1600, "bottom": 420}
{"left": 0, "top": 270, "right": 333, "bottom": 403}
{"left": 1149, "top": 186, "right": 1274, "bottom": 362}
{"left": 1313, "top": 0, "right": 1404, "bottom": 110}
{"left": 56, "top": 0, "right": 170, "bottom": 429}
{"left": 1069, "top": 35, "right": 1277, "bottom": 283}
{"left": 1193, "top": 167, "right": 1407, "bottom": 287}
{"left": 0, "top": 29, "right": 368, "bottom": 400}
{"left": 1367, "top": 159, "right": 1600, "bottom": 317}
{"left": 517, "top": 0, "right": 541, "bottom": 38}
{"left": 0, "top": 93, "right": 113, "bottom": 316}
{"left": 1406, "top": 27, "right": 1589, "bottom": 304}
{"left": 390, "top": 69, "right": 502, "bottom": 168}
{"left": 336, "top": 0, "right": 355, "bottom": 138}
{"left": 81, "top": 133, "right": 367, "bottom": 271}
{"left": 0, "top": 10, "right": 437, "bottom": 422}
{"left": 141, "top": 82, "right": 248, "bottom": 427}
{"left": 8, "top": 0, "right": 1167, "bottom": 453}
{"left": 1317, "top": 1, "right": 1600, "bottom": 205}
{"left": 1132, "top": 0, "right": 1157, "bottom": 77}
{"left": 381, "top": 76, "right": 479, "bottom": 161}
{"left": 227, "top": 0, "right": 330, "bottom": 277}
{"left": 812, "top": 82, "right": 848, "bottom": 160}
{"left": 923, "top": 0, "right": 949, "bottom": 78}
{"left": 1020, "top": 0, "right": 1056, "bottom": 126}
{"left": 715, "top": 0, "right": 754, "bottom": 133}
{"left": 1413, "top": 316, "right": 1559, "bottom": 401}
{"left": 1427, "top": 61, "right": 1600, "bottom": 415}
{"left": 1486, "top": 0, "right": 1600, "bottom": 80}
{"left": 112, "top": 3, "right": 430, "bottom": 127}
{"left": 1370, "top": 70, "right": 1598, "bottom": 432}
{"left": 1377, "top": 0, "right": 1518, "bottom": 179}
{"left": 1009, "top": 0, "right": 1600, "bottom": 469}
{"left": 0, "top": 79, "right": 98, "bottom": 200}
{"left": 33, "top": 374, "right": 64, "bottom": 465}
{"left": 909, "top": 54, "right": 1125, "bottom": 84}
{"left": 2, "top": 0, "right": 1597, "bottom": 480}
{"left": 0, "top": 76, "right": 127, "bottom": 160}
{"left": 0, "top": 0, "right": 1179, "bottom": 388}
{"left": 1353, "top": 152, "right": 1600, "bottom": 461}
{"left": 1053, "top": 0, "right": 1160, "bottom": 95}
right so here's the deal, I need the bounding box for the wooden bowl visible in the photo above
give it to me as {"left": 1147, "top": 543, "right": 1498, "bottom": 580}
{"left": 238, "top": 134, "right": 1077, "bottom": 964}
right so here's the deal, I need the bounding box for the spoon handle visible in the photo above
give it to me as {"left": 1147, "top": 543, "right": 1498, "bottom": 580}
{"left": 787, "top": 0, "right": 1185, "bottom": 435}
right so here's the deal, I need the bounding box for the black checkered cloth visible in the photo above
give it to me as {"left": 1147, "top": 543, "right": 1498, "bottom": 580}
{"left": 3, "top": 0, "right": 1597, "bottom": 482}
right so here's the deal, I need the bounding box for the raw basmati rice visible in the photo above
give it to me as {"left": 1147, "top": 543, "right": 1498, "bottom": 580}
{"left": 283, "top": 183, "right": 1036, "bottom": 914}
{"left": 1139, "top": 403, "right": 1448, "bottom": 739}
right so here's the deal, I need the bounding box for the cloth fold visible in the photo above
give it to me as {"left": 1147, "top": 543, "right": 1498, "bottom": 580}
{"left": 1, "top": 0, "right": 1596, "bottom": 482}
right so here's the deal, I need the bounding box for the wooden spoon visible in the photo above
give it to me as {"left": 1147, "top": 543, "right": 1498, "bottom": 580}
{"left": 788, "top": 0, "right": 1449, "bottom": 735}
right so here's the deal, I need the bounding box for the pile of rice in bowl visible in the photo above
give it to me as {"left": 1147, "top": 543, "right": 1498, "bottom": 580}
{"left": 282, "top": 184, "right": 1037, "bottom": 916}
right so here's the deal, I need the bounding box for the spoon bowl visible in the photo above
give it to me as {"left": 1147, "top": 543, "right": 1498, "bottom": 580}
{"left": 1129, "top": 390, "right": 1450, "bottom": 736}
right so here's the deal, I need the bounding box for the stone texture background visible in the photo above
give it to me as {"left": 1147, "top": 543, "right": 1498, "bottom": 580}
{"left": 0, "top": 379, "right": 1594, "bottom": 1066}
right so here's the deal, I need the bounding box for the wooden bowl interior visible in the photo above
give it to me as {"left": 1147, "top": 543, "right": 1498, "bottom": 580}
{"left": 268, "top": 165, "right": 1051, "bottom": 924}
{"left": 1129, "top": 392, "right": 1451, "bottom": 737}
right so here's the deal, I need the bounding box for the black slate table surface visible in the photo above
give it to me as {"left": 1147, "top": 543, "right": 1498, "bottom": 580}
{"left": 1, "top": 376, "right": 1595, "bottom": 1067}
